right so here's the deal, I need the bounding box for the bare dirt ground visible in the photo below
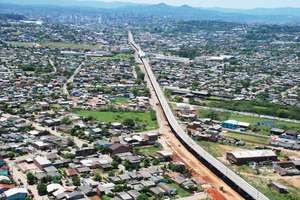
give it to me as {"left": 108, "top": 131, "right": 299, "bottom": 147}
{"left": 143, "top": 64, "right": 244, "bottom": 200}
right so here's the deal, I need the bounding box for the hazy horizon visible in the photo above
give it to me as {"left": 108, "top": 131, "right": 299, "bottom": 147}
{"left": 85, "top": 0, "right": 300, "bottom": 9}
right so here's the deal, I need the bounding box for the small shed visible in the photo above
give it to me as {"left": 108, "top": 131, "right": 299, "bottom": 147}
{"left": 271, "top": 182, "right": 288, "bottom": 194}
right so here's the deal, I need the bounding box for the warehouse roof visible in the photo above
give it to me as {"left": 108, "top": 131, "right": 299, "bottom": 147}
{"left": 228, "top": 150, "right": 277, "bottom": 159}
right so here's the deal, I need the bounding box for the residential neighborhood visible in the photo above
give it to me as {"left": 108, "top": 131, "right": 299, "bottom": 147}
{"left": 0, "top": 2, "right": 299, "bottom": 200}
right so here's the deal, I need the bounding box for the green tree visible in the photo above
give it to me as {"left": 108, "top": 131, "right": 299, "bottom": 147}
{"left": 45, "top": 175, "right": 52, "bottom": 183}
{"left": 8, "top": 152, "right": 15, "bottom": 160}
{"left": 137, "top": 194, "right": 149, "bottom": 200}
{"left": 111, "top": 161, "right": 119, "bottom": 168}
{"left": 65, "top": 153, "right": 75, "bottom": 159}
{"left": 26, "top": 172, "right": 35, "bottom": 185}
{"left": 94, "top": 173, "right": 102, "bottom": 182}
{"left": 123, "top": 118, "right": 135, "bottom": 127}
{"left": 37, "top": 183, "right": 47, "bottom": 195}
{"left": 72, "top": 176, "right": 80, "bottom": 186}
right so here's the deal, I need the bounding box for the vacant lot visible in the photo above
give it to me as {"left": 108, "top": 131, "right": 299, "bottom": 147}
{"left": 138, "top": 146, "right": 162, "bottom": 155}
{"left": 76, "top": 110, "right": 158, "bottom": 130}
{"left": 42, "top": 42, "right": 99, "bottom": 49}
{"left": 226, "top": 132, "right": 270, "bottom": 144}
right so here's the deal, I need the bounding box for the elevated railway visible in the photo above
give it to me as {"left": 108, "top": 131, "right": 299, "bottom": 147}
{"left": 129, "top": 31, "right": 269, "bottom": 200}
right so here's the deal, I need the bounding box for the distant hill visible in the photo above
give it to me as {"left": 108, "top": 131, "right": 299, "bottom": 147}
{"left": 0, "top": 0, "right": 299, "bottom": 24}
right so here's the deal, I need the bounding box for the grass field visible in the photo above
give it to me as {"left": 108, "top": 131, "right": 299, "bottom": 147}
{"left": 76, "top": 110, "right": 158, "bottom": 130}
{"left": 138, "top": 146, "right": 163, "bottom": 155}
{"left": 41, "top": 42, "right": 99, "bottom": 49}
{"left": 8, "top": 42, "right": 32, "bottom": 47}
{"left": 226, "top": 132, "right": 270, "bottom": 144}
{"left": 114, "top": 97, "right": 132, "bottom": 104}
{"left": 170, "top": 183, "right": 192, "bottom": 198}
{"left": 197, "top": 109, "right": 300, "bottom": 135}
{"left": 195, "top": 141, "right": 224, "bottom": 157}
{"left": 240, "top": 175, "right": 300, "bottom": 200}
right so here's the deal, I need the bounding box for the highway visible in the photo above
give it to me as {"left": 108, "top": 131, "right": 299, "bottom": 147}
{"left": 128, "top": 31, "right": 269, "bottom": 200}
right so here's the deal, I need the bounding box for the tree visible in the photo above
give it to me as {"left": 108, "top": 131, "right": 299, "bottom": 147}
{"left": 94, "top": 173, "right": 102, "bottom": 182}
{"left": 45, "top": 175, "right": 52, "bottom": 183}
{"left": 141, "top": 186, "right": 150, "bottom": 194}
{"left": 27, "top": 172, "right": 35, "bottom": 185}
{"left": 205, "top": 111, "right": 219, "bottom": 120}
{"left": 123, "top": 118, "right": 135, "bottom": 127}
{"left": 8, "top": 152, "right": 15, "bottom": 160}
{"left": 124, "top": 160, "right": 131, "bottom": 170}
{"left": 65, "top": 153, "right": 75, "bottom": 159}
{"left": 108, "top": 171, "right": 115, "bottom": 177}
{"left": 61, "top": 116, "right": 71, "bottom": 125}
{"left": 72, "top": 176, "right": 80, "bottom": 186}
{"left": 164, "top": 90, "right": 171, "bottom": 99}
{"left": 137, "top": 194, "right": 149, "bottom": 200}
{"left": 37, "top": 183, "right": 47, "bottom": 195}
{"left": 67, "top": 137, "right": 75, "bottom": 146}
{"left": 111, "top": 161, "right": 119, "bottom": 169}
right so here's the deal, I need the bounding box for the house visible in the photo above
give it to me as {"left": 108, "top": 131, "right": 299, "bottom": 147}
{"left": 270, "top": 128, "right": 285, "bottom": 135}
{"left": 38, "top": 102, "right": 50, "bottom": 110}
{"left": 144, "top": 133, "right": 158, "bottom": 145}
{"left": 125, "top": 156, "right": 141, "bottom": 168}
{"left": 116, "top": 191, "right": 133, "bottom": 200}
{"left": 157, "top": 182, "right": 177, "bottom": 195}
{"left": 280, "top": 131, "right": 298, "bottom": 140}
{"left": 57, "top": 125, "right": 72, "bottom": 133}
{"left": 155, "top": 151, "right": 173, "bottom": 161}
{"left": 31, "top": 141, "right": 49, "bottom": 150}
{"left": 44, "top": 119, "right": 55, "bottom": 127}
{"left": 0, "top": 184, "right": 15, "bottom": 194}
{"left": 65, "top": 169, "right": 79, "bottom": 177}
{"left": 96, "top": 183, "right": 115, "bottom": 196}
{"left": 150, "top": 186, "right": 164, "bottom": 197}
{"left": 222, "top": 119, "right": 239, "bottom": 130}
{"left": 109, "top": 144, "right": 133, "bottom": 155}
{"left": 226, "top": 150, "right": 278, "bottom": 165}
{"left": 127, "top": 190, "right": 140, "bottom": 200}
{"left": 90, "top": 128, "right": 102, "bottom": 136}
{"left": 4, "top": 188, "right": 28, "bottom": 200}
{"left": 271, "top": 182, "right": 288, "bottom": 194}
{"left": 33, "top": 156, "right": 53, "bottom": 170}
{"left": 111, "top": 122, "right": 122, "bottom": 129}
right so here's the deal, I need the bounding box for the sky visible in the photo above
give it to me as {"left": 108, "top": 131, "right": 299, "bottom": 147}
{"left": 96, "top": 0, "right": 300, "bottom": 9}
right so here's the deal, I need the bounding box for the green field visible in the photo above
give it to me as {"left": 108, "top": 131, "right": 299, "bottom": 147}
{"left": 41, "top": 42, "right": 99, "bottom": 49}
{"left": 170, "top": 183, "right": 192, "bottom": 198}
{"left": 241, "top": 175, "right": 300, "bottom": 200}
{"left": 76, "top": 110, "right": 158, "bottom": 130}
{"left": 114, "top": 97, "right": 132, "bottom": 104}
{"left": 195, "top": 141, "right": 224, "bottom": 157}
{"left": 138, "top": 146, "right": 163, "bottom": 155}
{"left": 226, "top": 132, "right": 270, "bottom": 144}
{"left": 8, "top": 42, "right": 32, "bottom": 47}
{"left": 198, "top": 109, "right": 300, "bottom": 135}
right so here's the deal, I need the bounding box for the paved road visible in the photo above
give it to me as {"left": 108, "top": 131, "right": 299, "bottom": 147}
{"left": 48, "top": 59, "right": 57, "bottom": 73}
{"left": 6, "top": 156, "right": 43, "bottom": 200}
{"left": 63, "top": 62, "right": 84, "bottom": 95}
{"left": 129, "top": 31, "right": 269, "bottom": 200}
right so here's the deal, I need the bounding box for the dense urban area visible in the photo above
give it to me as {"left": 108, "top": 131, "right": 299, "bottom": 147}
{"left": 0, "top": 3, "right": 299, "bottom": 200}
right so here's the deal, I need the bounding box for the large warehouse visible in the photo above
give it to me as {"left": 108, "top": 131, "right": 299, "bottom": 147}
{"left": 227, "top": 150, "right": 278, "bottom": 165}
